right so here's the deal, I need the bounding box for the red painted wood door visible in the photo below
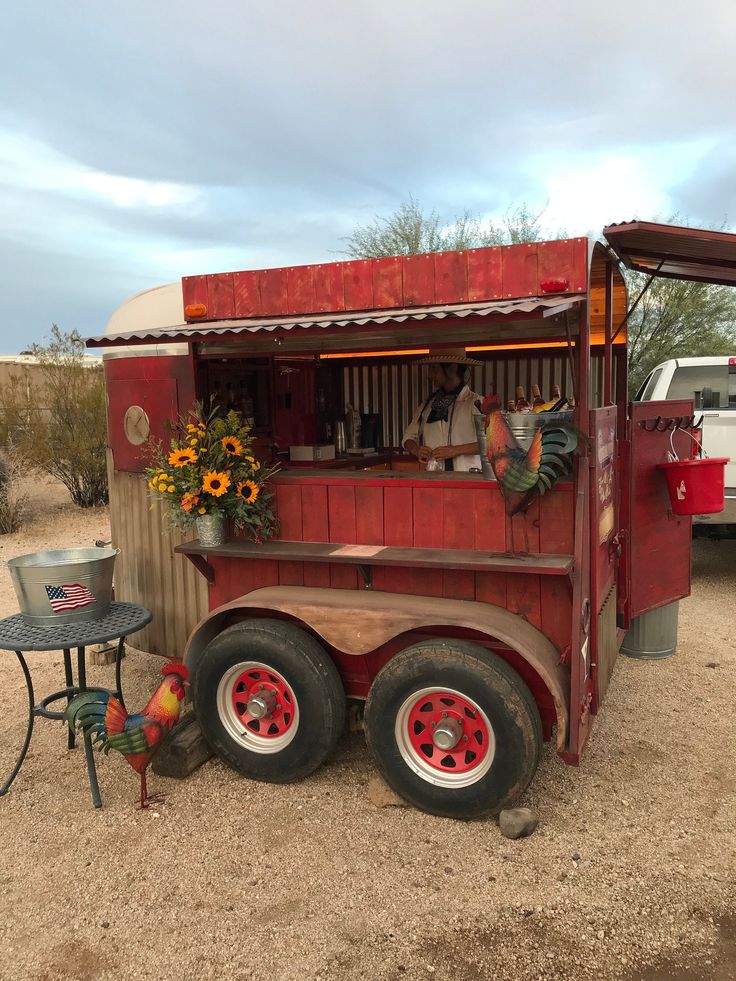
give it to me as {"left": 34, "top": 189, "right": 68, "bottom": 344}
{"left": 626, "top": 400, "right": 693, "bottom": 621}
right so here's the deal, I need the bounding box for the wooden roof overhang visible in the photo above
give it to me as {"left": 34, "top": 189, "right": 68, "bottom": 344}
{"left": 603, "top": 221, "right": 736, "bottom": 287}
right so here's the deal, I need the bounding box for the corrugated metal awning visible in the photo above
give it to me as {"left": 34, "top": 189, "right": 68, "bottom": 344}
{"left": 603, "top": 221, "right": 736, "bottom": 286}
{"left": 87, "top": 295, "right": 583, "bottom": 348}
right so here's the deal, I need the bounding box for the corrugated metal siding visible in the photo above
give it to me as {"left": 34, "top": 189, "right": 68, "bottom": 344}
{"left": 343, "top": 354, "right": 606, "bottom": 447}
{"left": 107, "top": 454, "right": 208, "bottom": 658}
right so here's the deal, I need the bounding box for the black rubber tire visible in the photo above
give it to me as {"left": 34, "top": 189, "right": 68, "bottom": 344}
{"left": 193, "top": 618, "right": 345, "bottom": 783}
{"left": 364, "top": 640, "right": 542, "bottom": 819}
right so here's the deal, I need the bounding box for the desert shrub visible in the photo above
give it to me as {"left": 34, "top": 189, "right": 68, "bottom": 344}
{"left": 0, "top": 327, "right": 108, "bottom": 508}
{"left": 0, "top": 448, "right": 26, "bottom": 533}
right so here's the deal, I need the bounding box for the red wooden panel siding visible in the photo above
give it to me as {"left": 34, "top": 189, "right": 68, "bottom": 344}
{"left": 355, "top": 486, "right": 384, "bottom": 545}
{"left": 502, "top": 243, "right": 539, "bottom": 298}
{"left": 540, "top": 578, "right": 571, "bottom": 653}
{"left": 507, "top": 574, "right": 542, "bottom": 630}
{"left": 372, "top": 257, "right": 403, "bottom": 308}
{"left": 467, "top": 247, "right": 503, "bottom": 302}
{"left": 233, "top": 270, "right": 262, "bottom": 317}
{"left": 539, "top": 489, "right": 574, "bottom": 553}
{"left": 475, "top": 571, "right": 507, "bottom": 608}
{"left": 443, "top": 570, "right": 475, "bottom": 601}
{"left": 278, "top": 561, "right": 304, "bottom": 586}
{"left": 434, "top": 251, "right": 468, "bottom": 304}
{"left": 570, "top": 237, "right": 589, "bottom": 293}
{"left": 212, "top": 557, "right": 279, "bottom": 605}
{"left": 402, "top": 254, "right": 435, "bottom": 306}
{"left": 442, "top": 488, "right": 475, "bottom": 550}
{"left": 383, "top": 486, "right": 413, "bottom": 546}
{"left": 207, "top": 273, "right": 235, "bottom": 319}
{"left": 329, "top": 564, "right": 359, "bottom": 589}
{"left": 383, "top": 567, "right": 444, "bottom": 598}
{"left": 301, "top": 561, "right": 331, "bottom": 588}
{"left": 259, "top": 268, "right": 289, "bottom": 316}
{"left": 472, "top": 488, "right": 506, "bottom": 552}
{"left": 287, "top": 265, "right": 316, "bottom": 315}
{"left": 538, "top": 240, "right": 575, "bottom": 294}
{"left": 413, "top": 487, "right": 444, "bottom": 548}
{"left": 343, "top": 259, "right": 374, "bottom": 310}
{"left": 314, "top": 263, "right": 345, "bottom": 313}
{"left": 327, "top": 485, "right": 357, "bottom": 543}
{"left": 301, "top": 485, "right": 329, "bottom": 542}
{"left": 274, "top": 483, "right": 303, "bottom": 541}
{"left": 182, "top": 275, "right": 208, "bottom": 318}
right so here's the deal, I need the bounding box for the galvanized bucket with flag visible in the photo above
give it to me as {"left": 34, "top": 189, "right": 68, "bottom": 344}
{"left": 8, "top": 548, "right": 119, "bottom": 626}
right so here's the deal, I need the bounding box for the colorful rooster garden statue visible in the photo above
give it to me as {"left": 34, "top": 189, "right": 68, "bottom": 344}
{"left": 65, "top": 659, "right": 189, "bottom": 808}
{"left": 481, "top": 395, "right": 585, "bottom": 555}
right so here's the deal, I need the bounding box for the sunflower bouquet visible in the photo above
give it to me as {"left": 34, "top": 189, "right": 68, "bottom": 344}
{"left": 145, "top": 404, "right": 279, "bottom": 542}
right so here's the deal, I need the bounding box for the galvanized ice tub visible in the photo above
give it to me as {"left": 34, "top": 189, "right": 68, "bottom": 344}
{"left": 506, "top": 410, "right": 574, "bottom": 450}
{"left": 8, "top": 547, "right": 119, "bottom": 626}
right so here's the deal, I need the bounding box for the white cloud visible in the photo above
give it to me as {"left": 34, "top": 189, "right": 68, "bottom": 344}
{"left": 0, "top": 130, "right": 199, "bottom": 210}
{"left": 530, "top": 142, "right": 713, "bottom": 234}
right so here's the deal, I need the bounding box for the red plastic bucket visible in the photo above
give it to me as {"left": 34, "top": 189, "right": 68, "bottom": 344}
{"left": 658, "top": 457, "right": 729, "bottom": 516}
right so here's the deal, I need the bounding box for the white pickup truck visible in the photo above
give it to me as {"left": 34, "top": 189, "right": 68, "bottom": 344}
{"left": 635, "top": 356, "right": 735, "bottom": 533}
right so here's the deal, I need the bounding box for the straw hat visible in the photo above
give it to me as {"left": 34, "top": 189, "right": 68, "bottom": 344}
{"left": 418, "top": 347, "right": 482, "bottom": 366}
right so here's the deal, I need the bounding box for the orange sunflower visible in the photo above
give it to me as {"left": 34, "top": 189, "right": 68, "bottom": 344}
{"left": 237, "top": 480, "right": 260, "bottom": 503}
{"left": 203, "top": 471, "right": 231, "bottom": 497}
{"left": 169, "top": 447, "right": 198, "bottom": 467}
{"left": 221, "top": 435, "right": 243, "bottom": 456}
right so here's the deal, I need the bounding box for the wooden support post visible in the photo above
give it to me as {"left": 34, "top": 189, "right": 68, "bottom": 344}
{"left": 604, "top": 260, "right": 613, "bottom": 405}
{"left": 152, "top": 713, "right": 213, "bottom": 779}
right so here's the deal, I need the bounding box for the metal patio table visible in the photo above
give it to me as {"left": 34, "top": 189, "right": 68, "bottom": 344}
{"left": 0, "top": 602, "right": 151, "bottom": 808}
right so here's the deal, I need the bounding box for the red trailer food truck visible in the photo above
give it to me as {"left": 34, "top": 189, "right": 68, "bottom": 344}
{"left": 89, "top": 221, "right": 734, "bottom": 818}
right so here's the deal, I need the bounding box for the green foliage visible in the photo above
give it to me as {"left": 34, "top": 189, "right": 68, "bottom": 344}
{"left": 624, "top": 218, "right": 736, "bottom": 393}
{"left": 342, "top": 197, "right": 549, "bottom": 258}
{"left": 145, "top": 402, "right": 279, "bottom": 542}
{"left": 0, "top": 326, "right": 108, "bottom": 508}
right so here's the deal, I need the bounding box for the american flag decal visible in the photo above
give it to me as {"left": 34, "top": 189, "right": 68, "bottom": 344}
{"left": 45, "top": 583, "right": 97, "bottom": 612}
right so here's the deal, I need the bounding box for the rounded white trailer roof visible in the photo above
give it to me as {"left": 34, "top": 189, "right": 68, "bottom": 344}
{"left": 102, "top": 283, "right": 189, "bottom": 359}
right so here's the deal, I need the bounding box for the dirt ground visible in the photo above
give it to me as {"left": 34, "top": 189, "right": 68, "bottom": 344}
{"left": 0, "top": 478, "right": 734, "bottom": 981}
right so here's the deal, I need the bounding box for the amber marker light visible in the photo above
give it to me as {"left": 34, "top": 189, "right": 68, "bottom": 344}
{"left": 185, "top": 303, "right": 208, "bottom": 319}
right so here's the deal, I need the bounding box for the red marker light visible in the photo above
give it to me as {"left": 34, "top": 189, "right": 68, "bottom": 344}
{"left": 540, "top": 278, "right": 569, "bottom": 293}
{"left": 729, "top": 357, "right": 736, "bottom": 365}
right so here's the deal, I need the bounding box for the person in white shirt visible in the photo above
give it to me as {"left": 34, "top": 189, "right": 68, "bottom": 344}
{"left": 402, "top": 349, "right": 483, "bottom": 472}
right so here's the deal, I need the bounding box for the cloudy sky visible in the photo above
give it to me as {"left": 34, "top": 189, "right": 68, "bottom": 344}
{"left": 2, "top": 0, "right": 735, "bottom": 350}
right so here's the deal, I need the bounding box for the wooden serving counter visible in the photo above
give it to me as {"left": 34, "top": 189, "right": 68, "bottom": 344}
{"left": 278, "top": 450, "right": 417, "bottom": 472}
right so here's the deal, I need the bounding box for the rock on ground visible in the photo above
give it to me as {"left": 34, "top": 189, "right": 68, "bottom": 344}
{"left": 499, "top": 806, "right": 539, "bottom": 839}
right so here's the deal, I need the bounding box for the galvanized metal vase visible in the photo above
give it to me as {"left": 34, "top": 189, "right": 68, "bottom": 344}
{"left": 196, "top": 513, "right": 226, "bottom": 548}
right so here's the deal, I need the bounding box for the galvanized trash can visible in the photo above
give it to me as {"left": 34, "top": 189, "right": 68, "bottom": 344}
{"left": 8, "top": 548, "right": 119, "bottom": 627}
{"left": 620, "top": 600, "right": 680, "bottom": 660}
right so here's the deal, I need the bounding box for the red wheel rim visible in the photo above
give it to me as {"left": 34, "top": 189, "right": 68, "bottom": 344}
{"left": 405, "top": 689, "right": 491, "bottom": 776}
{"left": 231, "top": 665, "right": 296, "bottom": 740}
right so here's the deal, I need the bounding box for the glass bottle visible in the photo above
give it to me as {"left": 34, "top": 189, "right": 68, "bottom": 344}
{"left": 515, "top": 386, "right": 531, "bottom": 413}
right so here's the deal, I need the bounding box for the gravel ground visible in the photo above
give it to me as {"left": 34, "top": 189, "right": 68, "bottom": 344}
{"left": 0, "top": 480, "right": 734, "bottom": 981}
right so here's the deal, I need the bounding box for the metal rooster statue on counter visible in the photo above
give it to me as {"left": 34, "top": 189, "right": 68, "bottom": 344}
{"left": 481, "top": 394, "right": 585, "bottom": 555}
{"left": 65, "top": 659, "right": 189, "bottom": 808}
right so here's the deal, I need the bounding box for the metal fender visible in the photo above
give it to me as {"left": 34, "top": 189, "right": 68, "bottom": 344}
{"left": 184, "top": 586, "right": 570, "bottom": 750}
